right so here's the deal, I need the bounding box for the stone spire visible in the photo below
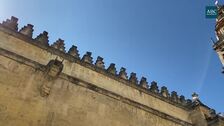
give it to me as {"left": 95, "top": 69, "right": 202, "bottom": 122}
{"left": 2, "top": 16, "right": 18, "bottom": 31}
{"left": 118, "top": 67, "right": 128, "bottom": 80}
{"left": 107, "top": 63, "right": 117, "bottom": 75}
{"left": 149, "top": 81, "right": 159, "bottom": 93}
{"left": 129, "top": 72, "right": 138, "bottom": 84}
{"left": 95, "top": 56, "right": 105, "bottom": 69}
{"left": 81, "top": 52, "right": 93, "bottom": 64}
{"left": 51, "top": 39, "right": 66, "bottom": 52}
{"left": 19, "top": 24, "right": 34, "bottom": 38}
{"left": 139, "top": 77, "right": 148, "bottom": 88}
{"left": 35, "top": 31, "right": 49, "bottom": 46}
{"left": 68, "top": 45, "right": 80, "bottom": 59}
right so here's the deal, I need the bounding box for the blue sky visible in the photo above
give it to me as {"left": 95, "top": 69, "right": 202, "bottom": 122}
{"left": 0, "top": 0, "right": 223, "bottom": 112}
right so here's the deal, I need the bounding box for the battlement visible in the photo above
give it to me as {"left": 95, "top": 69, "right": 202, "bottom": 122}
{"left": 1, "top": 16, "right": 223, "bottom": 126}
{"left": 0, "top": 16, "right": 192, "bottom": 108}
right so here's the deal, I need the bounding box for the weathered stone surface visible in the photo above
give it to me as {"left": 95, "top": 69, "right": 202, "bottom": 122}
{"left": 118, "top": 67, "right": 128, "bottom": 80}
{"left": 0, "top": 54, "right": 188, "bottom": 126}
{"left": 139, "top": 77, "right": 148, "bottom": 88}
{"left": 35, "top": 31, "right": 49, "bottom": 46}
{"left": 129, "top": 72, "right": 138, "bottom": 84}
{"left": 161, "top": 86, "right": 170, "bottom": 97}
{"left": 19, "top": 24, "right": 34, "bottom": 38}
{"left": 171, "top": 91, "right": 179, "bottom": 102}
{"left": 1, "top": 16, "right": 18, "bottom": 31}
{"left": 95, "top": 56, "right": 105, "bottom": 69}
{"left": 107, "top": 63, "right": 117, "bottom": 75}
{"left": 81, "top": 52, "right": 93, "bottom": 64}
{"left": 51, "top": 39, "right": 66, "bottom": 52}
{"left": 0, "top": 17, "right": 222, "bottom": 126}
{"left": 68, "top": 45, "right": 80, "bottom": 59}
{"left": 180, "top": 95, "right": 187, "bottom": 105}
{"left": 149, "top": 81, "right": 159, "bottom": 93}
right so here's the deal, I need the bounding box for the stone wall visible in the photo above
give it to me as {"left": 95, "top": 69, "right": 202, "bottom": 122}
{"left": 0, "top": 54, "right": 184, "bottom": 126}
{"left": 0, "top": 16, "right": 223, "bottom": 126}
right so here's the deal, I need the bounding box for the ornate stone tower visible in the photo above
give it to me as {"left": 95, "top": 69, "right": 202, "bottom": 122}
{"left": 214, "top": 5, "right": 224, "bottom": 73}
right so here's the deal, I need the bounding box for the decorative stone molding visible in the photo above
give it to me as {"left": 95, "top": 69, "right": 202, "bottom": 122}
{"left": 68, "top": 45, "right": 80, "bottom": 59}
{"left": 139, "top": 77, "right": 148, "bottom": 88}
{"left": 1, "top": 16, "right": 18, "bottom": 31}
{"left": 19, "top": 24, "right": 34, "bottom": 38}
{"left": 45, "top": 59, "right": 64, "bottom": 78}
{"left": 95, "top": 56, "right": 105, "bottom": 69}
{"left": 40, "top": 59, "right": 64, "bottom": 97}
{"left": 119, "top": 67, "right": 128, "bottom": 80}
{"left": 35, "top": 31, "right": 49, "bottom": 46}
{"left": 180, "top": 95, "right": 187, "bottom": 105}
{"left": 129, "top": 72, "right": 138, "bottom": 84}
{"left": 107, "top": 63, "right": 117, "bottom": 75}
{"left": 171, "top": 91, "right": 179, "bottom": 102}
{"left": 51, "top": 39, "right": 66, "bottom": 52}
{"left": 40, "top": 84, "right": 51, "bottom": 97}
{"left": 149, "top": 81, "right": 159, "bottom": 93}
{"left": 160, "top": 86, "right": 169, "bottom": 98}
{"left": 81, "top": 52, "right": 93, "bottom": 64}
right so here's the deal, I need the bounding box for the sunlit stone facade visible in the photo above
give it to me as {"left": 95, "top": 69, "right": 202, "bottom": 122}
{"left": 0, "top": 16, "right": 223, "bottom": 126}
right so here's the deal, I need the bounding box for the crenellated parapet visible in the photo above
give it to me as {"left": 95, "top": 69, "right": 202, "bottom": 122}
{"left": 160, "top": 86, "right": 170, "bottom": 98}
{"left": 129, "top": 72, "right": 138, "bottom": 85}
{"left": 107, "top": 63, "right": 117, "bottom": 75}
{"left": 52, "top": 39, "right": 66, "bottom": 52}
{"left": 68, "top": 45, "right": 80, "bottom": 59}
{"left": 2, "top": 16, "right": 18, "bottom": 31}
{"left": 19, "top": 24, "right": 34, "bottom": 38}
{"left": 118, "top": 67, "right": 128, "bottom": 80}
{"left": 81, "top": 52, "right": 93, "bottom": 64}
{"left": 139, "top": 77, "right": 148, "bottom": 88}
{"left": 149, "top": 81, "right": 159, "bottom": 93}
{"left": 95, "top": 56, "right": 105, "bottom": 69}
{"left": 0, "top": 16, "right": 193, "bottom": 109}
{"left": 35, "top": 31, "right": 49, "bottom": 46}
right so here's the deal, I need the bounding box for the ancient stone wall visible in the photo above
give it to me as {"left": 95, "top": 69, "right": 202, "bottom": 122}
{"left": 0, "top": 16, "right": 223, "bottom": 126}
{"left": 0, "top": 54, "right": 185, "bottom": 126}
